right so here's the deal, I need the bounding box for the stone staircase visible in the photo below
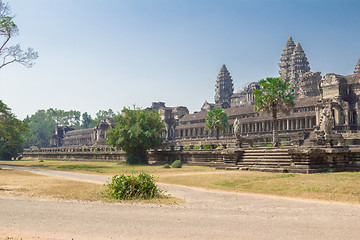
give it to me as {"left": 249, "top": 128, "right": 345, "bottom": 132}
{"left": 235, "top": 148, "right": 293, "bottom": 172}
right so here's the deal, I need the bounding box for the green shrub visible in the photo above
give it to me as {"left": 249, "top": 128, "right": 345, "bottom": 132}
{"left": 105, "top": 172, "right": 163, "bottom": 200}
{"left": 193, "top": 145, "right": 201, "bottom": 150}
{"left": 202, "top": 144, "right": 211, "bottom": 149}
{"left": 39, "top": 160, "right": 44, "bottom": 162}
{"left": 163, "top": 164, "right": 171, "bottom": 168}
{"left": 171, "top": 160, "right": 182, "bottom": 168}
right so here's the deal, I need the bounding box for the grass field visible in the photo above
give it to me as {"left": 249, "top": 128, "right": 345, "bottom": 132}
{"left": 0, "top": 169, "right": 181, "bottom": 204}
{"left": 1, "top": 159, "right": 360, "bottom": 204}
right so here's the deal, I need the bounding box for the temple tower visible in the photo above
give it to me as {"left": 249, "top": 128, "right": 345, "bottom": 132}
{"left": 279, "top": 37, "right": 296, "bottom": 82}
{"left": 215, "top": 64, "right": 234, "bottom": 105}
{"left": 355, "top": 58, "right": 360, "bottom": 74}
{"left": 289, "top": 42, "right": 311, "bottom": 95}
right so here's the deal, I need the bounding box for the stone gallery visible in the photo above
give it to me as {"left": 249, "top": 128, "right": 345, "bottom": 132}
{"left": 50, "top": 37, "right": 360, "bottom": 148}
{"left": 25, "top": 37, "right": 360, "bottom": 173}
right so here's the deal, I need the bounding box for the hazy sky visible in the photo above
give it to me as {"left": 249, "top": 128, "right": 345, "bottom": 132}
{"left": 1, "top": 0, "right": 359, "bottom": 119}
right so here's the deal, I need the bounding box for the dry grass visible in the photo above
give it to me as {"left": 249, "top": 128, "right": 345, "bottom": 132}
{"left": 159, "top": 171, "right": 360, "bottom": 204}
{"left": 1, "top": 159, "right": 360, "bottom": 204}
{"left": 0, "top": 169, "right": 181, "bottom": 204}
{"left": 0, "top": 159, "right": 214, "bottom": 175}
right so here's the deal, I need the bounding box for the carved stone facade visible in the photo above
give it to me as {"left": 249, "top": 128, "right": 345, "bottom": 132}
{"left": 214, "top": 65, "right": 234, "bottom": 106}
{"left": 279, "top": 37, "right": 296, "bottom": 83}
{"left": 174, "top": 37, "right": 360, "bottom": 146}
{"left": 50, "top": 126, "right": 74, "bottom": 147}
{"left": 279, "top": 37, "right": 310, "bottom": 96}
{"left": 47, "top": 37, "right": 360, "bottom": 148}
{"left": 298, "top": 72, "right": 322, "bottom": 98}
{"left": 355, "top": 58, "right": 360, "bottom": 74}
{"left": 147, "top": 102, "right": 189, "bottom": 140}
{"left": 288, "top": 42, "right": 311, "bottom": 95}
{"left": 230, "top": 82, "right": 259, "bottom": 107}
{"left": 50, "top": 119, "right": 113, "bottom": 147}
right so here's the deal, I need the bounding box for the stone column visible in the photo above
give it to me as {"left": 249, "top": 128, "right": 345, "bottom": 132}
{"left": 356, "top": 102, "right": 360, "bottom": 126}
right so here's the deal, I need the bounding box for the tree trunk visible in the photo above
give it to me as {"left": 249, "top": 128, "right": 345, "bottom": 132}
{"left": 272, "top": 108, "right": 279, "bottom": 147}
{"left": 216, "top": 128, "right": 220, "bottom": 140}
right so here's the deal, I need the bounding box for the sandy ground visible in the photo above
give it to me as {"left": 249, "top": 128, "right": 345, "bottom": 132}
{"left": 1, "top": 164, "right": 360, "bottom": 240}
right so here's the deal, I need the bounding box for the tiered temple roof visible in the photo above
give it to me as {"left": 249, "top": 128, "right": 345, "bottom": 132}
{"left": 279, "top": 37, "right": 296, "bottom": 82}
{"left": 355, "top": 58, "right": 360, "bottom": 74}
{"left": 289, "top": 42, "right": 310, "bottom": 87}
{"left": 214, "top": 64, "right": 233, "bottom": 106}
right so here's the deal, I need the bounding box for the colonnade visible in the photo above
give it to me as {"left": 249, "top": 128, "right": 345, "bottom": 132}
{"left": 177, "top": 116, "right": 316, "bottom": 139}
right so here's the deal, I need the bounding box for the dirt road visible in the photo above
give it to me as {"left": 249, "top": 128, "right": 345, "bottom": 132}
{"left": 1, "top": 165, "right": 360, "bottom": 240}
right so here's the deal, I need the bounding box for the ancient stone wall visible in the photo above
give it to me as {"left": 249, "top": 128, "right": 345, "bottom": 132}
{"left": 22, "top": 145, "right": 360, "bottom": 173}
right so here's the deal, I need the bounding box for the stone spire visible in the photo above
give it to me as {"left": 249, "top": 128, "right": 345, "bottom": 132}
{"left": 355, "top": 58, "right": 360, "bottom": 74}
{"left": 214, "top": 64, "right": 234, "bottom": 106}
{"left": 279, "top": 37, "right": 296, "bottom": 82}
{"left": 288, "top": 42, "right": 310, "bottom": 96}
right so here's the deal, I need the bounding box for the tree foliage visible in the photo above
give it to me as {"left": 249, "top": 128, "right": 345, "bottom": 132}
{"left": 0, "top": 100, "right": 28, "bottom": 159}
{"left": 0, "top": 1, "right": 38, "bottom": 69}
{"left": 253, "top": 77, "right": 295, "bottom": 147}
{"left": 205, "top": 108, "right": 229, "bottom": 140}
{"left": 24, "top": 109, "right": 81, "bottom": 148}
{"left": 107, "top": 107, "right": 165, "bottom": 165}
{"left": 80, "top": 109, "right": 116, "bottom": 129}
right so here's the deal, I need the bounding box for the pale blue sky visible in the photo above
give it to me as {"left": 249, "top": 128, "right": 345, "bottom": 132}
{"left": 0, "top": 0, "right": 359, "bottom": 119}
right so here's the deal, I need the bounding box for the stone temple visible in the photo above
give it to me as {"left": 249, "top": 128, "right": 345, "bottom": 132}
{"left": 50, "top": 37, "right": 360, "bottom": 147}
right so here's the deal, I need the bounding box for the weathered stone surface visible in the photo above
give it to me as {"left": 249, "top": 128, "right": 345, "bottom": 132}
{"left": 214, "top": 64, "right": 233, "bottom": 106}
{"left": 298, "top": 72, "right": 322, "bottom": 98}
{"left": 355, "top": 58, "right": 360, "bottom": 74}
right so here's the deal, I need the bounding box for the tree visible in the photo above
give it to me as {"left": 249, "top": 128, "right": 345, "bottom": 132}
{"left": 81, "top": 112, "right": 95, "bottom": 129}
{"left": 253, "top": 77, "right": 295, "bottom": 147}
{"left": 94, "top": 109, "right": 115, "bottom": 124}
{"left": 23, "top": 109, "right": 56, "bottom": 148}
{"left": 0, "top": 1, "right": 38, "bottom": 69}
{"left": 107, "top": 107, "right": 166, "bottom": 165}
{"left": 0, "top": 100, "right": 28, "bottom": 159}
{"left": 205, "top": 108, "right": 229, "bottom": 140}
{"left": 24, "top": 108, "right": 81, "bottom": 148}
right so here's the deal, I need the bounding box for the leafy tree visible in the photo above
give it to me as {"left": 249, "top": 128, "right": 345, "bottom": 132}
{"left": 46, "top": 109, "right": 81, "bottom": 129}
{"left": 24, "top": 108, "right": 82, "bottom": 148}
{"left": 81, "top": 112, "right": 95, "bottom": 129}
{"left": 0, "top": 1, "right": 38, "bottom": 69}
{"left": 205, "top": 108, "right": 229, "bottom": 140}
{"left": 253, "top": 77, "right": 295, "bottom": 147}
{"left": 24, "top": 109, "right": 56, "bottom": 148}
{"left": 0, "top": 100, "right": 28, "bottom": 159}
{"left": 94, "top": 109, "right": 115, "bottom": 125}
{"left": 107, "top": 107, "right": 165, "bottom": 165}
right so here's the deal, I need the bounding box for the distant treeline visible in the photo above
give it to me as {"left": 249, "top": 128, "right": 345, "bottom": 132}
{"left": 24, "top": 109, "right": 116, "bottom": 148}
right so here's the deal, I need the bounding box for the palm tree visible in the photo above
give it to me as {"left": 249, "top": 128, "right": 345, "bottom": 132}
{"left": 253, "top": 77, "right": 295, "bottom": 147}
{"left": 205, "top": 108, "right": 229, "bottom": 140}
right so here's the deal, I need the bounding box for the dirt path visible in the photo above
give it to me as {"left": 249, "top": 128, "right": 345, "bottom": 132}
{"left": 1, "top": 165, "right": 360, "bottom": 240}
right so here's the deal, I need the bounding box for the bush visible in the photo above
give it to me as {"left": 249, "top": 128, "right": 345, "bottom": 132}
{"left": 163, "top": 164, "right": 171, "bottom": 168}
{"left": 202, "top": 144, "right": 211, "bottom": 149}
{"left": 39, "top": 160, "right": 44, "bottom": 162}
{"left": 171, "top": 160, "right": 182, "bottom": 168}
{"left": 105, "top": 172, "right": 163, "bottom": 200}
